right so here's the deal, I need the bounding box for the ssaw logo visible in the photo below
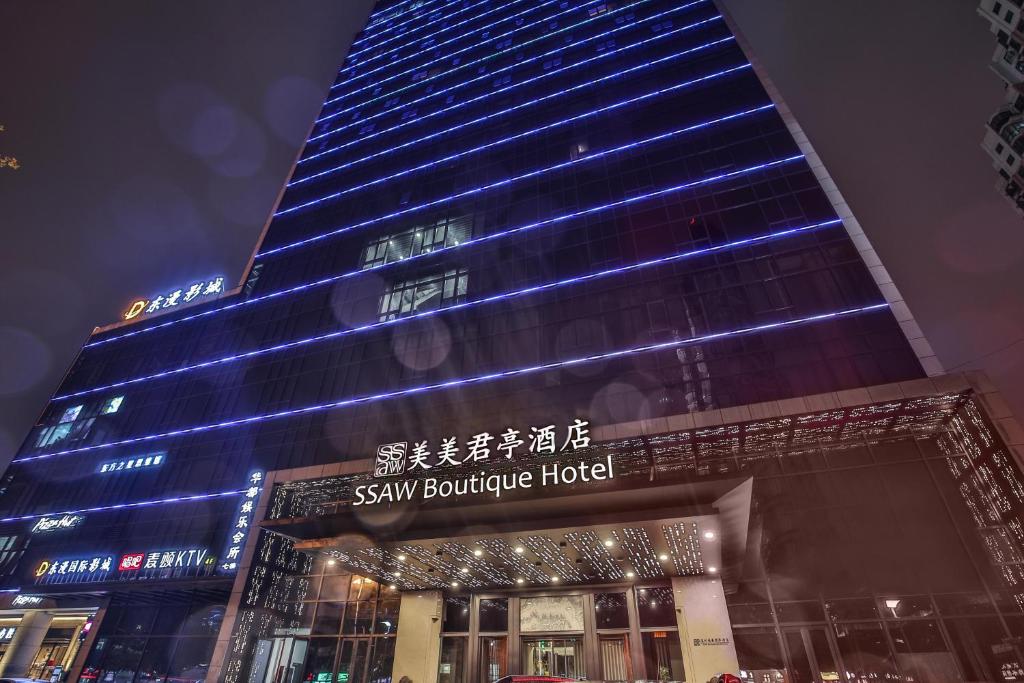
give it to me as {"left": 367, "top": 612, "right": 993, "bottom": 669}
{"left": 375, "top": 442, "right": 408, "bottom": 478}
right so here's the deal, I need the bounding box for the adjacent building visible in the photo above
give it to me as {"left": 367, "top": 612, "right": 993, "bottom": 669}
{"left": 1, "top": 1, "right": 1022, "bottom": 682}
{"left": 978, "top": 0, "right": 1024, "bottom": 213}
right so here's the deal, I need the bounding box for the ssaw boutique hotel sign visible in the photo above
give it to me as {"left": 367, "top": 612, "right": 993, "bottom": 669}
{"left": 355, "top": 418, "right": 614, "bottom": 505}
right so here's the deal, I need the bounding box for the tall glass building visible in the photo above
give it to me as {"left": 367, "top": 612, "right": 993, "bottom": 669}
{"left": 2, "top": 1, "right": 1023, "bottom": 682}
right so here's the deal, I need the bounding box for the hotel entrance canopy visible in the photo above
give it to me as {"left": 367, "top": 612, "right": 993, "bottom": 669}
{"left": 265, "top": 477, "right": 752, "bottom": 591}
{"left": 258, "top": 390, "right": 969, "bottom": 593}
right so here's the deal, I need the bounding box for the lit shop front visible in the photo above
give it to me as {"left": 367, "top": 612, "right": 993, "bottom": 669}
{"left": 214, "top": 382, "right": 1024, "bottom": 683}
{"left": 0, "top": 595, "right": 97, "bottom": 682}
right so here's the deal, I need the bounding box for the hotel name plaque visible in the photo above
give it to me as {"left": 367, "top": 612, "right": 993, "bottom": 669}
{"left": 356, "top": 419, "right": 612, "bottom": 505}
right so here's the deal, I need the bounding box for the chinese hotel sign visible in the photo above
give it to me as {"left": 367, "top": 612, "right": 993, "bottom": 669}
{"left": 122, "top": 276, "right": 225, "bottom": 321}
{"left": 355, "top": 419, "right": 614, "bottom": 505}
{"left": 33, "top": 547, "right": 213, "bottom": 585}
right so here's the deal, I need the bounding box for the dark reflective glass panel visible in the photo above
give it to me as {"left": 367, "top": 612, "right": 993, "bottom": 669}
{"left": 595, "top": 592, "right": 630, "bottom": 629}
{"left": 478, "top": 598, "right": 508, "bottom": 633}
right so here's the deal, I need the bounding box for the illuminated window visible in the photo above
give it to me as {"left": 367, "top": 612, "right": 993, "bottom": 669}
{"left": 59, "top": 405, "right": 83, "bottom": 423}
{"left": 101, "top": 396, "right": 125, "bottom": 415}
{"left": 361, "top": 216, "right": 472, "bottom": 270}
{"left": 378, "top": 269, "right": 468, "bottom": 322}
{"left": 37, "top": 423, "right": 72, "bottom": 448}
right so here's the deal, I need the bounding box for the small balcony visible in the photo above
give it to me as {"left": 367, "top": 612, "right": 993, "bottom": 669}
{"left": 990, "top": 107, "right": 1016, "bottom": 133}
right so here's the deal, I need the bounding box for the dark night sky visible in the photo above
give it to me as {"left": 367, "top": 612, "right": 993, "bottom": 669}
{"left": 1, "top": 0, "right": 1022, "bottom": 468}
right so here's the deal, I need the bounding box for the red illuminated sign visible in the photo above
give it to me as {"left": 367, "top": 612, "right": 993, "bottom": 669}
{"left": 118, "top": 553, "right": 144, "bottom": 571}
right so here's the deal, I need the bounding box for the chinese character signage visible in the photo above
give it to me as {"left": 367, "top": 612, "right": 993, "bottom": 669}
{"left": 98, "top": 452, "right": 165, "bottom": 474}
{"left": 122, "top": 276, "right": 225, "bottom": 321}
{"left": 33, "top": 547, "right": 212, "bottom": 585}
{"left": 219, "top": 471, "right": 263, "bottom": 573}
{"left": 31, "top": 514, "right": 84, "bottom": 534}
{"left": 356, "top": 419, "right": 610, "bottom": 506}
{"left": 0, "top": 627, "right": 15, "bottom": 641}
{"left": 373, "top": 419, "right": 591, "bottom": 477}
{"left": 34, "top": 555, "right": 113, "bottom": 582}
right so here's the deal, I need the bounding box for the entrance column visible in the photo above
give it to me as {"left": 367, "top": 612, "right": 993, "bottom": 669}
{"left": 672, "top": 576, "right": 739, "bottom": 681}
{"left": 392, "top": 591, "right": 443, "bottom": 683}
{"left": 0, "top": 610, "right": 54, "bottom": 677}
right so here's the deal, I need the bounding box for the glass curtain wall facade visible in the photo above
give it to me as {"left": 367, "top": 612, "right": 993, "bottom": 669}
{"left": 0, "top": 0, "right": 979, "bottom": 681}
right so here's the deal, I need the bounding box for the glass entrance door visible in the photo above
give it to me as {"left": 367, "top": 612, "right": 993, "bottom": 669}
{"left": 336, "top": 638, "right": 369, "bottom": 683}
{"left": 479, "top": 637, "right": 507, "bottom": 683}
{"left": 521, "top": 638, "right": 585, "bottom": 679}
{"left": 782, "top": 627, "right": 841, "bottom": 683}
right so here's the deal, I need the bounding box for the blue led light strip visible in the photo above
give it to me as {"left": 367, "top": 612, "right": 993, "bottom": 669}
{"left": 358, "top": 0, "right": 460, "bottom": 49}
{"left": 0, "top": 489, "right": 244, "bottom": 525}
{"left": 296, "top": 66, "right": 745, "bottom": 194}
{"left": 348, "top": 0, "right": 534, "bottom": 75}
{"left": 303, "top": 35, "right": 729, "bottom": 187}
{"left": 56, "top": 218, "right": 840, "bottom": 403}
{"left": 297, "top": 68, "right": 750, "bottom": 195}
{"left": 363, "top": 0, "right": 449, "bottom": 35}
{"left": 366, "top": 0, "right": 431, "bottom": 23}
{"left": 326, "top": 0, "right": 624, "bottom": 108}
{"left": 84, "top": 151, "right": 799, "bottom": 349}
{"left": 281, "top": 100, "right": 774, "bottom": 216}
{"left": 344, "top": 0, "right": 559, "bottom": 85}
{"left": 22, "top": 303, "right": 888, "bottom": 466}
{"left": 275, "top": 116, "right": 789, "bottom": 251}
{"left": 321, "top": 7, "right": 720, "bottom": 147}
{"left": 303, "top": 17, "right": 726, "bottom": 177}
{"left": 357, "top": 0, "right": 497, "bottom": 53}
